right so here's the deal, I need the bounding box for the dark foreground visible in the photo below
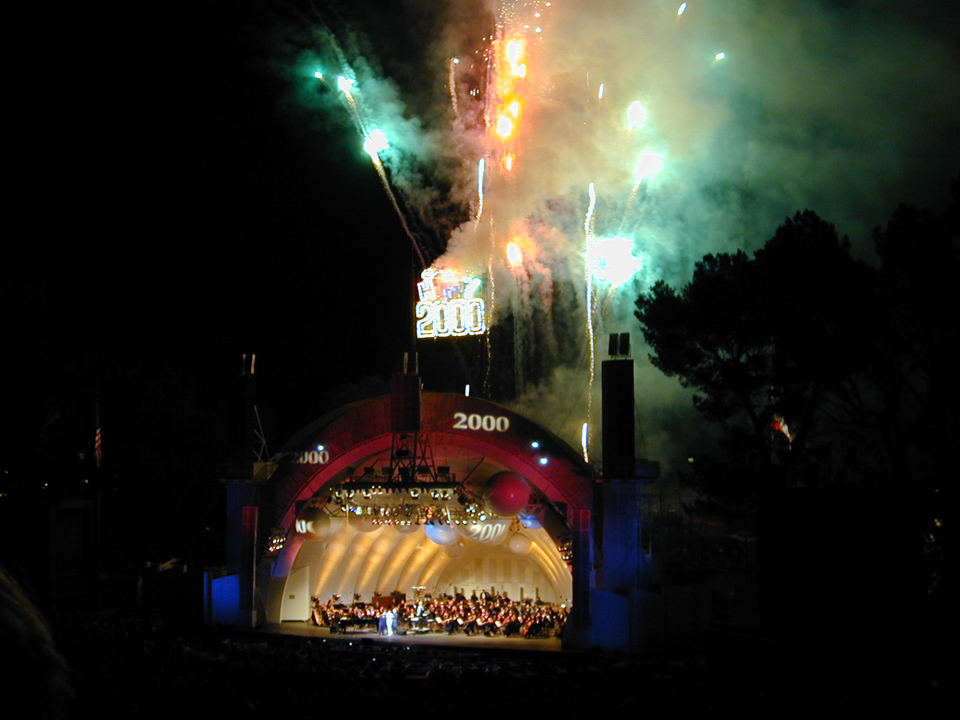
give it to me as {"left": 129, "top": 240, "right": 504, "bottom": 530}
{"left": 44, "top": 613, "right": 943, "bottom": 718}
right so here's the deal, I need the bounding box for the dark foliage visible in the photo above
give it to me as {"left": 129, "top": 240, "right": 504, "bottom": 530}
{"left": 636, "top": 196, "right": 956, "bottom": 636}
{"left": 636, "top": 210, "right": 875, "bottom": 487}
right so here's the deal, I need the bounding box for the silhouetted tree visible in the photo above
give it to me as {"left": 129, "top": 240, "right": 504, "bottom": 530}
{"left": 636, "top": 210, "right": 875, "bottom": 491}
{"left": 636, "top": 200, "right": 955, "bottom": 644}
{"left": 830, "top": 200, "right": 960, "bottom": 485}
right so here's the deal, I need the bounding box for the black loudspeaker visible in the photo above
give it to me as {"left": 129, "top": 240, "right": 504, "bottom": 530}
{"left": 602, "top": 358, "right": 635, "bottom": 478}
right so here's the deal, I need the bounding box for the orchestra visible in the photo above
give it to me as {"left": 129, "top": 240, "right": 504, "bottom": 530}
{"left": 312, "top": 592, "right": 568, "bottom": 639}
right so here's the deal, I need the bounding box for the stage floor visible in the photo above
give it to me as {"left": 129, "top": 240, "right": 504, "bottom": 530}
{"left": 266, "top": 622, "right": 562, "bottom": 652}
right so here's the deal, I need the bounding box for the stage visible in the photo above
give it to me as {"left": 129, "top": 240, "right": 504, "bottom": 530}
{"left": 266, "top": 621, "right": 562, "bottom": 653}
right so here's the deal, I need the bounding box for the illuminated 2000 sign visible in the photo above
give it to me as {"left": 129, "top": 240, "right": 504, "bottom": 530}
{"left": 416, "top": 299, "right": 486, "bottom": 338}
{"left": 453, "top": 412, "right": 510, "bottom": 431}
{"left": 297, "top": 450, "right": 330, "bottom": 464}
{"left": 415, "top": 267, "right": 487, "bottom": 339}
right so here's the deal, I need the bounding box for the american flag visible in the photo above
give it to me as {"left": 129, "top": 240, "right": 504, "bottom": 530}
{"left": 95, "top": 404, "right": 102, "bottom": 469}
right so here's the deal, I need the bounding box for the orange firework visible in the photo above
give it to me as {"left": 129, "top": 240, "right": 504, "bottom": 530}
{"left": 506, "top": 240, "right": 524, "bottom": 268}
{"left": 491, "top": 37, "right": 528, "bottom": 147}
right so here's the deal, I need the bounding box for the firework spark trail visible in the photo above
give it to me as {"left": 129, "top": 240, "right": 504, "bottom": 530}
{"left": 584, "top": 181, "right": 598, "bottom": 441}
{"left": 524, "top": 240, "right": 559, "bottom": 368}
{"left": 317, "top": 28, "right": 430, "bottom": 266}
{"left": 581, "top": 421, "right": 590, "bottom": 463}
{"left": 506, "top": 240, "right": 530, "bottom": 391}
{"left": 368, "top": 146, "right": 426, "bottom": 267}
{"left": 352, "top": 97, "right": 427, "bottom": 266}
{"left": 619, "top": 150, "right": 664, "bottom": 234}
{"left": 337, "top": 77, "right": 359, "bottom": 117}
{"left": 476, "top": 157, "right": 485, "bottom": 222}
{"left": 484, "top": 222, "right": 496, "bottom": 397}
{"left": 448, "top": 57, "right": 461, "bottom": 123}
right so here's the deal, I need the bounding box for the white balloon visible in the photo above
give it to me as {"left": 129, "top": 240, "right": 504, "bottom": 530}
{"left": 297, "top": 508, "right": 331, "bottom": 540}
{"left": 508, "top": 533, "right": 533, "bottom": 555}
{"left": 425, "top": 521, "right": 460, "bottom": 546}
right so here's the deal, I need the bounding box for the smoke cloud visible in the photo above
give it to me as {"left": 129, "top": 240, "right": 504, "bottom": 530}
{"left": 286, "top": 0, "right": 960, "bottom": 484}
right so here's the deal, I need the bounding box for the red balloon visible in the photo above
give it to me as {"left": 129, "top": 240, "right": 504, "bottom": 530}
{"left": 485, "top": 472, "right": 530, "bottom": 516}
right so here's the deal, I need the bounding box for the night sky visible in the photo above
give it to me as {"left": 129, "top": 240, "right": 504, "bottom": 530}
{"left": 4, "top": 0, "right": 959, "bottom": 561}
